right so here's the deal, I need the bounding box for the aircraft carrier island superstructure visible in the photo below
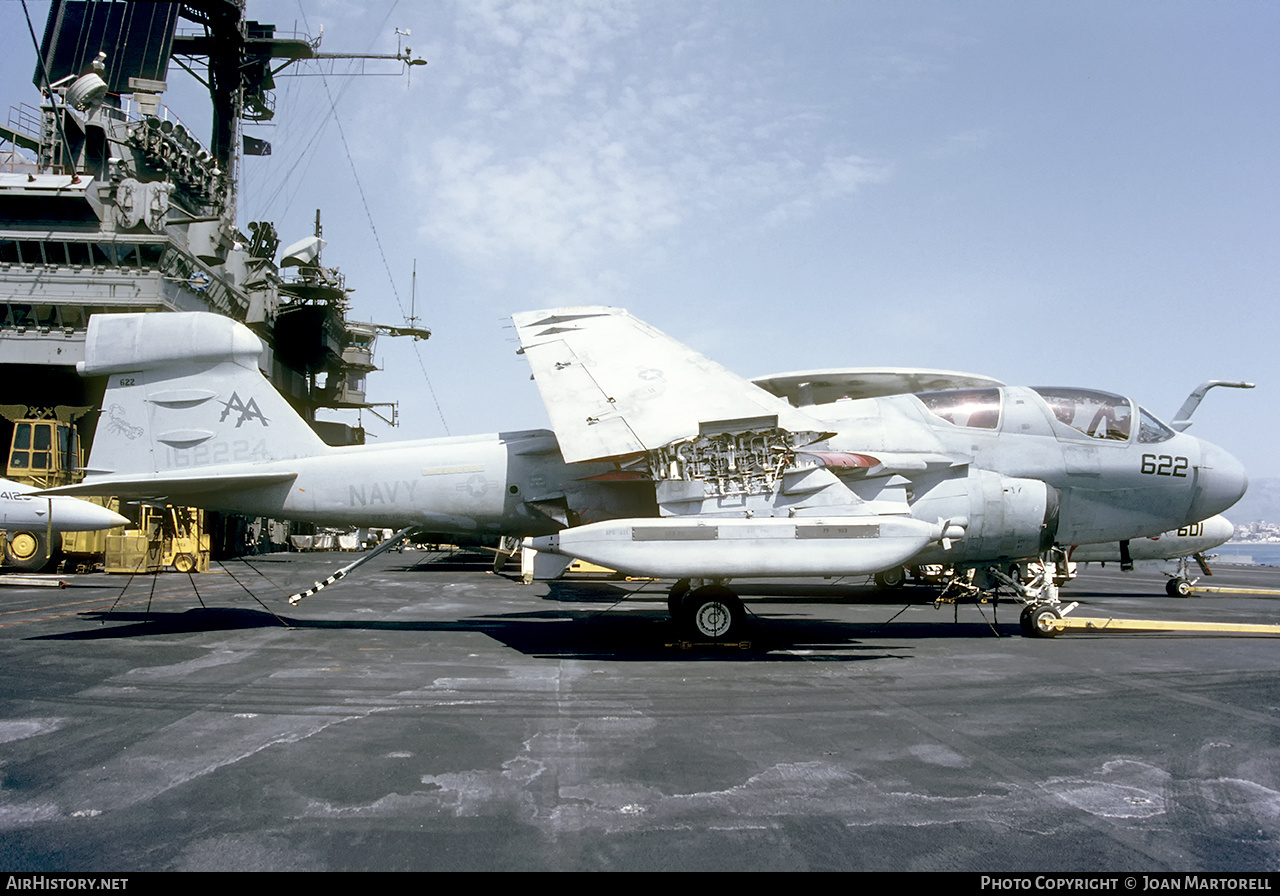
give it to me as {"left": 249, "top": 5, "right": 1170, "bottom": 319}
{"left": 0, "top": 0, "right": 428, "bottom": 562}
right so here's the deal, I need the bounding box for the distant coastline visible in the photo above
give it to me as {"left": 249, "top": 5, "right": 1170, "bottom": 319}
{"left": 1214, "top": 542, "right": 1280, "bottom": 566}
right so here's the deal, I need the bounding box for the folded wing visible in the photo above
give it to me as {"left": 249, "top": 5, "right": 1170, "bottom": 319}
{"left": 512, "top": 307, "right": 828, "bottom": 464}
{"left": 510, "top": 307, "right": 994, "bottom": 588}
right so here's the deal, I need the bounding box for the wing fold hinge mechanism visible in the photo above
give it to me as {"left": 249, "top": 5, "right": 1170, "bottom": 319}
{"left": 648, "top": 417, "right": 828, "bottom": 499}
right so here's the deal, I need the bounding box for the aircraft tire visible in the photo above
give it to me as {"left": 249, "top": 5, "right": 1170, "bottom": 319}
{"left": 874, "top": 567, "right": 906, "bottom": 589}
{"left": 1019, "top": 606, "right": 1033, "bottom": 636}
{"left": 1023, "top": 605, "right": 1062, "bottom": 638}
{"left": 1166, "top": 577, "right": 1192, "bottom": 598}
{"left": 682, "top": 586, "right": 744, "bottom": 641}
{"left": 4, "top": 531, "right": 55, "bottom": 573}
{"left": 667, "top": 578, "right": 692, "bottom": 619}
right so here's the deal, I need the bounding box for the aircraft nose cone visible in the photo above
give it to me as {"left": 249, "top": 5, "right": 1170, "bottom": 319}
{"left": 58, "top": 499, "right": 130, "bottom": 531}
{"left": 100, "top": 508, "right": 131, "bottom": 529}
{"left": 1202, "top": 514, "right": 1235, "bottom": 546}
{"left": 1188, "top": 442, "right": 1248, "bottom": 522}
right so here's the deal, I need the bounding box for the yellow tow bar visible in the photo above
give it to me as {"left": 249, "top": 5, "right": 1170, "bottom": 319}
{"left": 1045, "top": 614, "right": 1280, "bottom": 636}
{"left": 1188, "top": 584, "right": 1280, "bottom": 597}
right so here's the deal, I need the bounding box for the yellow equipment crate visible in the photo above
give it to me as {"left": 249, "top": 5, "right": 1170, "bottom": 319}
{"left": 104, "top": 533, "right": 163, "bottom": 574}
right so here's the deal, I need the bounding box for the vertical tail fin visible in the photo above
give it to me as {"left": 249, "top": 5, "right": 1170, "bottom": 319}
{"left": 80, "top": 312, "right": 329, "bottom": 478}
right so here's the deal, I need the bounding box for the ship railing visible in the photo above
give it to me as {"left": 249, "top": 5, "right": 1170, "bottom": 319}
{"left": 109, "top": 95, "right": 210, "bottom": 157}
{"left": 0, "top": 148, "right": 39, "bottom": 175}
{"left": 1, "top": 95, "right": 210, "bottom": 175}
{"left": 56, "top": 91, "right": 209, "bottom": 155}
{"left": 0, "top": 103, "right": 42, "bottom": 173}
{"left": 6, "top": 102, "right": 42, "bottom": 143}
{"left": 175, "top": 24, "right": 321, "bottom": 48}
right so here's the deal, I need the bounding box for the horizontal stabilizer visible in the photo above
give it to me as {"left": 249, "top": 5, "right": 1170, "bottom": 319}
{"left": 45, "top": 471, "right": 297, "bottom": 499}
{"left": 79, "top": 312, "right": 266, "bottom": 376}
{"left": 512, "top": 307, "right": 827, "bottom": 463}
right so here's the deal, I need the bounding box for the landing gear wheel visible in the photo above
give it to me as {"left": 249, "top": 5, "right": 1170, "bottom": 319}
{"left": 1166, "top": 577, "right": 1192, "bottom": 598}
{"left": 4, "top": 531, "right": 53, "bottom": 572}
{"left": 667, "top": 578, "right": 692, "bottom": 619}
{"left": 682, "top": 586, "right": 744, "bottom": 641}
{"left": 172, "top": 553, "right": 197, "bottom": 574}
{"left": 1021, "top": 604, "right": 1062, "bottom": 638}
{"left": 874, "top": 567, "right": 906, "bottom": 589}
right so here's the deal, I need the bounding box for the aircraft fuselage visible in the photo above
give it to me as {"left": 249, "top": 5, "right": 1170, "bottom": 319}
{"left": 152, "top": 430, "right": 649, "bottom": 537}
{"left": 793, "top": 384, "right": 1245, "bottom": 566}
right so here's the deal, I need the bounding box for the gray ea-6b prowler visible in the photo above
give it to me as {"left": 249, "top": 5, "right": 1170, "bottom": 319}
{"left": 510, "top": 307, "right": 1249, "bottom": 640}
{"left": 53, "top": 309, "right": 1247, "bottom": 640}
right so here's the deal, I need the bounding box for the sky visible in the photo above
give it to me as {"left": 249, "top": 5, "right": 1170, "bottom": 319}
{"left": 3, "top": 0, "right": 1277, "bottom": 478}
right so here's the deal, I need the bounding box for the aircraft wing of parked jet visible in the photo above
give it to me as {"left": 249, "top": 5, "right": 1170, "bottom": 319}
{"left": 512, "top": 306, "right": 1249, "bottom": 639}
{"left": 517, "top": 308, "right": 828, "bottom": 464}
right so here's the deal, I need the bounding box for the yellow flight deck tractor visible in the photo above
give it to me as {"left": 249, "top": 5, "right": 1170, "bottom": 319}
{"left": 0, "top": 406, "right": 208, "bottom": 573}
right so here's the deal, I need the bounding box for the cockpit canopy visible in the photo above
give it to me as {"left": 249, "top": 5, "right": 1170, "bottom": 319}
{"left": 1031, "top": 387, "right": 1175, "bottom": 444}
{"left": 1032, "top": 387, "right": 1131, "bottom": 441}
{"left": 914, "top": 386, "right": 1176, "bottom": 444}
{"left": 915, "top": 388, "right": 1002, "bottom": 430}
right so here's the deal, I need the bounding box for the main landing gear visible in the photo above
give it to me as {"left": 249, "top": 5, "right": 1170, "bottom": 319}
{"left": 874, "top": 566, "right": 906, "bottom": 589}
{"left": 667, "top": 578, "right": 747, "bottom": 642}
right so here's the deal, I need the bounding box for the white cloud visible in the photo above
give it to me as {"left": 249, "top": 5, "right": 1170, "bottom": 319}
{"left": 415, "top": 128, "right": 681, "bottom": 267}
{"left": 409, "top": 1, "right": 890, "bottom": 287}
{"left": 455, "top": 0, "right": 638, "bottom": 101}
{"left": 759, "top": 154, "right": 894, "bottom": 229}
